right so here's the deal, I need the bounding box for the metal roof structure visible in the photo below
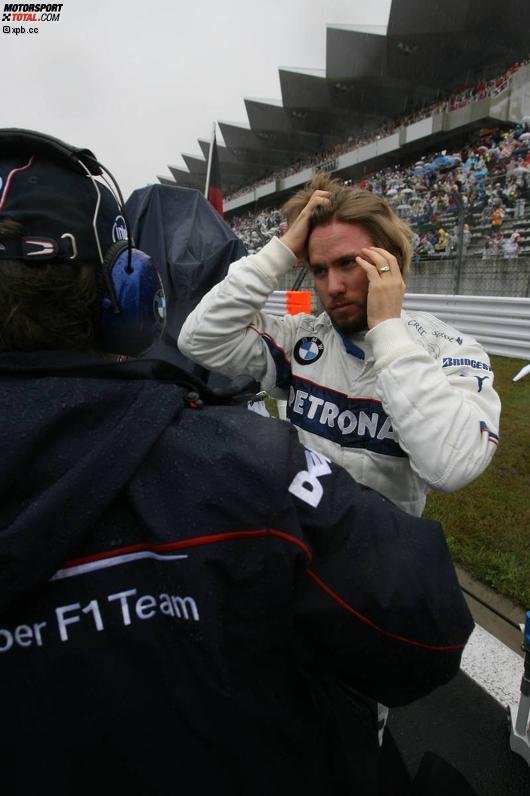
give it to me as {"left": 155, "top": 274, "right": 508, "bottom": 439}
{"left": 159, "top": 0, "right": 530, "bottom": 195}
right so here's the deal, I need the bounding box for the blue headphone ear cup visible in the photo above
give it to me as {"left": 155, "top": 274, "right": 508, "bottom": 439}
{"left": 98, "top": 244, "right": 166, "bottom": 355}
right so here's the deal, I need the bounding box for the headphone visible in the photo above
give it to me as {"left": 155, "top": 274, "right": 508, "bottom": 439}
{"left": 99, "top": 239, "right": 166, "bottom": 356}
{"left": 0, "top": 128, "right": 166, "bottom": 356}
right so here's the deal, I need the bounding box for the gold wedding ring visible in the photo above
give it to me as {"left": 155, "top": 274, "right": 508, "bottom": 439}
{"left": 378, "top": 265, "right": 391, "bottom": 273}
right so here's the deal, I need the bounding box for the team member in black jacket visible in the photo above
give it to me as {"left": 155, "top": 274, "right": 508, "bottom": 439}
{"left": 0, "top": 129, "right": 473, "bottom": 795}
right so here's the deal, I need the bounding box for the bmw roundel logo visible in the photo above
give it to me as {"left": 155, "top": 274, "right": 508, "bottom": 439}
{"left": 294, "top": 336, "right": 324, "bottom": 365}
{"left": 153, "top": 289, "right": 166, "bottom": 324}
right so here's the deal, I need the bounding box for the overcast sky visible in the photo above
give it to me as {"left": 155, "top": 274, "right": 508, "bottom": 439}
{"left": 2, "top": 0, "right": 392, "bottom": 198}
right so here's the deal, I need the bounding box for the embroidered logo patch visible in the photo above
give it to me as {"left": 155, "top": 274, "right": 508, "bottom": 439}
{"left": 294, "top": 336, "right": 324, "bottom": 365}
{"left": 153, "top": 289, "right": 166, "bottom": 323}
{"left": 22, "top": 237, "right": 58, "bottom": 259}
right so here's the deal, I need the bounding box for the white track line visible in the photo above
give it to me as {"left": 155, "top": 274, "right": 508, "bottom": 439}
{"left": 461, "top": 623, "right": 523, "bottom": 706}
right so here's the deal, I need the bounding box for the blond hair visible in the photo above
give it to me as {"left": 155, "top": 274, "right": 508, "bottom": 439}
{"left": 282, "top": 174, "right": 413, "bottom": 278}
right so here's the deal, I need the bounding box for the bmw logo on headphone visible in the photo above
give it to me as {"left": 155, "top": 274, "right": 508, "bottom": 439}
{"left": 153, "top": 288, "right": 166, "bottom": 324}
{"left": 294, "top": 336, "right": 324, "bottom": 365}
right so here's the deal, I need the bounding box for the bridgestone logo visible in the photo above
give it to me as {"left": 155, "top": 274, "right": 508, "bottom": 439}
{"left": 4, "top": 3, "right": 62, "bottom": 10}
{"left": 442, "top": 357, "right": 492, "bottom": 371}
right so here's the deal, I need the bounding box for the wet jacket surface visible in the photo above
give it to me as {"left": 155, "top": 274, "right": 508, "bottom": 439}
{"left": 0, "top": 352, "right": 473, "bottom": 795}
{"left": 178, "top": 237, "right": 501, "bottom": 516}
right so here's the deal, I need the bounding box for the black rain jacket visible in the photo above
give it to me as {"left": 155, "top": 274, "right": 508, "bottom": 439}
{"left": 0, "top": 352, "right": 473, "bottom": 795}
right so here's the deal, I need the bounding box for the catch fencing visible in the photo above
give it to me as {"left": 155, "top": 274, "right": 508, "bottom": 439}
{"left": 279, "top": 258, "right": 530, "bottom": 298}
{"left": 406, "top": 256, "right": 530, "bottom": 298}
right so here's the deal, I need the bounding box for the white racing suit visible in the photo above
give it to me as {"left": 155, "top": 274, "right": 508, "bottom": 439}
{"left": 179, "top": 237, "right": 501, "bottom": 517}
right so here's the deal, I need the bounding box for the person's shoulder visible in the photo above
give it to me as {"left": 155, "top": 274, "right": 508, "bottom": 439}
{"left": 148, "top": 403, "right": 305, "bottom": 531}
{"left": 402, "top": 309, "right": 476, "bottom": 353}
{"left": 281, "top": 311, "right": 326, "bottom": 335}
{"left": 176, "top": 402, "right": 297, "bottom": 472}
{"left": 403, "top": 308, "right": 494, "bottom": 370}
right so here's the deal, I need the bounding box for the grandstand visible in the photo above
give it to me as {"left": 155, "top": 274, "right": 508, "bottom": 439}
{"left": 160, "top": 0, "right": 530, "bottom": 201}
{"left": 159, "top": 0, "right": 530, "bottom": 303}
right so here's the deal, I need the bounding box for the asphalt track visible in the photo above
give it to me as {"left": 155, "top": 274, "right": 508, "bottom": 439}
{"left": 386, "top": 573, "right": 530, "bottom": 795}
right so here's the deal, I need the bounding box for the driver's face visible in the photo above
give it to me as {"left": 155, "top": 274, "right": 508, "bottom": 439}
{"left": 308, "top": 220, "right": 373, "bottom": 333}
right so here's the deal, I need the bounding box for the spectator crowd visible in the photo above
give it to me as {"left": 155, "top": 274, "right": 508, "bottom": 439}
{"left": 229, "top": 120, "right": 530, "bottom": 261}
{"left": 226, "top": 58, "right": 529, "bottom": 204}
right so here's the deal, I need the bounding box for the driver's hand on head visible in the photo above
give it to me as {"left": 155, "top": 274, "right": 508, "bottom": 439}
{"left": 355, "top": 247, "right": 405, "bottom": 330}
{"left": 281, "top": 190, "right": 331, "bottom": 259}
